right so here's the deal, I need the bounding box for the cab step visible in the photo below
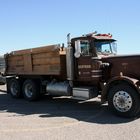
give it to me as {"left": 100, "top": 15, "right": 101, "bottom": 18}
{"left": 72, "top": 87, "right": 98, "bottom": 100}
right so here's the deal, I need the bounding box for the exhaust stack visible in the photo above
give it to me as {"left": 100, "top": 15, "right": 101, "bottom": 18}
{"left": 66, "top": 33, "right": 74, "bottom": 82}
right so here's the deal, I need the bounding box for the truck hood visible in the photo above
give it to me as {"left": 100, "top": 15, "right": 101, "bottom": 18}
{"left": 101, "top": 54, "right": 140, "bottom": 79}
{"left": 101, "top": 54, "right": 140, "bottom": 59}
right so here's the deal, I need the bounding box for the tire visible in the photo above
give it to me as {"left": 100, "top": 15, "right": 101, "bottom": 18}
{"left": 108, "top": 84, "right": 140, "bottom": 118}
{"left": 22, "top": 79, "right": 40, "bottom": 101}
{"left": 7, "top": 78, "right": 22, "bottom": 98}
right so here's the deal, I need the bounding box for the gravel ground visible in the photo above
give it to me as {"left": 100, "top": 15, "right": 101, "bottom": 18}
{"left": 0, "top": 85, "right": 140, "bottom": 140}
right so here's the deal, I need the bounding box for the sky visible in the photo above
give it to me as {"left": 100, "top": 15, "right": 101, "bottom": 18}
{"left": 0, "top": 0, "right": 140, "bottom": 55}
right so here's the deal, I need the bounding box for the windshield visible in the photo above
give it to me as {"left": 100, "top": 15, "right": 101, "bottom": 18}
{"left": 95, "top": 41, "right": 117, "bottom": 55}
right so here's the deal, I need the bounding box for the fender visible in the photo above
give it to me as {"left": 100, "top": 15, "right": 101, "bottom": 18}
{"left": 101, "top": 75, "right": 140, "bottom": 103}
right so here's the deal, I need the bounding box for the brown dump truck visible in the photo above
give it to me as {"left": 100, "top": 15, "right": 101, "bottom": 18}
{"left": 4, "top": 32, "right": 140, "bottom": 117}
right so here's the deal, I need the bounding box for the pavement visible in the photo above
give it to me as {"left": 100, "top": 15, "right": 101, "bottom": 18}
{"left": 0, "top": 85, "right": 140, "bottom": 140}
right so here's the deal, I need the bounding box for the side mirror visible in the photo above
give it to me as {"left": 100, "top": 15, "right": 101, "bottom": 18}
{"left": 74, "top": 40, "right": 81, "bottom": 58}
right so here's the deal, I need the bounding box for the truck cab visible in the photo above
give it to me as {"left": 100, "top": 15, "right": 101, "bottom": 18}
{"left": 70, "top": 33, "right": 117, "bottom": 84}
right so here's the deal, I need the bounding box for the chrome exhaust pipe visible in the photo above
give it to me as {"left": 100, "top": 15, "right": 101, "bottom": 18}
{"left": 66, "top": 33, "right": 74, "bottom": 83}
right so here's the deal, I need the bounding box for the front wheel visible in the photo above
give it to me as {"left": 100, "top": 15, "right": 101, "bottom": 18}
{"left": 22, "top": 79, "right": 40, "bottom": 101}
{"left": 108, "top": 84, "right": 140, "bottom": 118}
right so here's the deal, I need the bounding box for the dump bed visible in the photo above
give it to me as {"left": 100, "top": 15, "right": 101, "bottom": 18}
{"left": 5, "top": 45, "right": 66, "bottom": 78}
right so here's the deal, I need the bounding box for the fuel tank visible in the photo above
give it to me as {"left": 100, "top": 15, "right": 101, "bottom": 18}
{"left": 46, "top": 81, "right": 72, "bottom": 96}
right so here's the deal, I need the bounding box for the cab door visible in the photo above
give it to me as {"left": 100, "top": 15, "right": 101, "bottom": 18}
{"left": 75, "top": 40, "right": 102, "bottom": 83}
{"left": 75, "top": 40, "right": 92, "bottom": 81}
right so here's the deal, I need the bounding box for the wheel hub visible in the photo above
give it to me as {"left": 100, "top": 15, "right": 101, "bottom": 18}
{"left": 25, "top": 84, "right": 33, "bottom": 98}
{"left": 11, "top": 83, "right": 18, "bottom": 95}
{"left": 113, "top": 91, "right": 132, "bottom": 112}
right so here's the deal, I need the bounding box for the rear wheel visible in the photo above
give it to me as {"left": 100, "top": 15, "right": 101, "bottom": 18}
{"left": 7, "top": 78, "right": 22, "bottom": 98}
{"left": 22, "top": 79, "right": 40, "bottom": 101}
{"left": 108, "top": 84, "right": 140, "bottom": 118}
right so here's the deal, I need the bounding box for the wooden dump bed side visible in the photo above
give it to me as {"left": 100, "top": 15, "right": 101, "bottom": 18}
{"left": 5, "top": 45, "right": 67, "bottom": 77}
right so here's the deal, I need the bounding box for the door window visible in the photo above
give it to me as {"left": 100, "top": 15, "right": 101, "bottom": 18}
{"left": 75, "top": 40, "right": 91, "bottom": 57}
{"left": 80, "top": 40, "right": 90, "bottom": 56}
